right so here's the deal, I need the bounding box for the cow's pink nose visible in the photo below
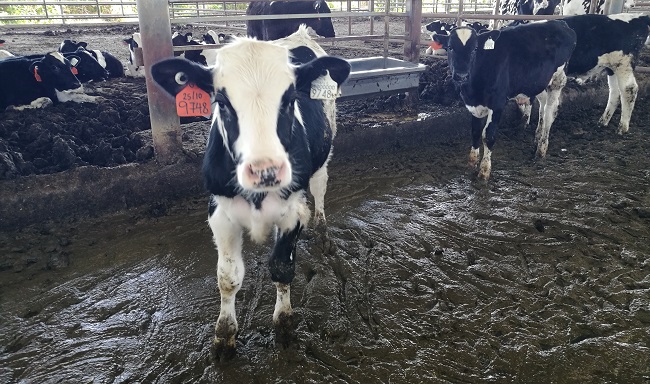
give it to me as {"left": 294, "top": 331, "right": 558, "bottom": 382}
{"left": 245, "top": 159, "right": 287, "bottom": 188}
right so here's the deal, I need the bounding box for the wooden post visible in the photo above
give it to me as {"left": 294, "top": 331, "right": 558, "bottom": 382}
{"left": 136, "top": 0, "right": 183, "bottom": 165}
{"left": 403, "top": 0, "right": 422, "bottom": 109}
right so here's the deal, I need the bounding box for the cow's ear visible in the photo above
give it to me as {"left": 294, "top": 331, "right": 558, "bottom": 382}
{"left": 478, "top": 30, "right": 500, "bottom": 50}
{"left": 151, "top": 57, "right": 214, "bottom": 97}
{"left": 295, "top": 56, "right": 351, "bottom": 93}
{"left": 432, "top": 33, "right": 450, "bottom": 48}
{"left": 79, "top": 41, "right": 88, "bottom": 48}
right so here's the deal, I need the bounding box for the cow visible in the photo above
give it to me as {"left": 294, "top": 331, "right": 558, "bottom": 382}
{"left": 493, "top": 0, "right": 562, "bottom": 28}
{"left": 422, "top": 20, "right": 490, "bottom": 55}
{"left": 202, "top": 30, "right": 236, "bottom": 45}
{"left": 172, "top": 32, "right": 212, "bottom": 66}
{"left": 432, "top": 20, "right": 576, "bottom": 180}
{"left": 150, "top": 35, "right": 350, "bottom": 357}
{"left": 59, "top": 39, "right": 125, "bottom": 78}
{"left": 0, "top": 52, "right": 97, "bottom": 111}
{"left": 25, "top": 48, "right": 109, "bottom": 83}
{"left": 562, "top": 0, "right": 635, "bottom": 15}
{"left": 246, "top": 0, "right": 336, "bottom": 40}
{"left": 123, "top": 32, "right": 144, "bottom": 77}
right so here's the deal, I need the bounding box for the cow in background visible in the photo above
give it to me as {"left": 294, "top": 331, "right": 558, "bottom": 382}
{"left": 123, "top": 33, "right": 144, "bottom": 77}
{"left": 151, "top": 35, "right": 350, "bottom": 358}
{"left": 0, "top": 52, "right": 97, "bottom": 111}
{"left": 246, "top": 0, "right": 336, "bottom": 40}
{"left": 26, "top": 48, "right": 109, "bottom": 83}
{"left": 493, "top": 0, "right": 562, "bottom": 28}
{"left": 59, "top": 39, "right": 124, "bottom": 78}
{"left": 422, "top": 20, "right": 489, "bottom": 55}
{"left": 432, "top": 20, "right": 576, "bottom": 180}
{"left": 562, "top": 0, "right": 635, "bottom": 15}
{"left": 202, "top": 30, "right": 236, "bottom": 45}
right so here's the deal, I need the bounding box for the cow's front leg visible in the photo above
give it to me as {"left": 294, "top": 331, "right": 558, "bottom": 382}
{"left": 269, "top": 222, "right": 302, "bottom": 347}
{"left": 208, "top": 199, "right": 244, "bottom": 359}
{"left": 479, "top": 108, "right": 502, "bottom": 180}
{"left": 309, "top": 165, "right": 329, "bottom": 229}
{"left": 614, "top": 70, "right": 638, "bottom": 134}
{"left": 469, "top": 115, "right": 484, "bottom": 168}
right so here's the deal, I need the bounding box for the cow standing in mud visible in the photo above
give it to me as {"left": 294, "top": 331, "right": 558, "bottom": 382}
{"left": 432, "top": 20, "right": 576, "bottom": 180}
{"left": 151, "top": 34, "right": 350, "bottom": 358}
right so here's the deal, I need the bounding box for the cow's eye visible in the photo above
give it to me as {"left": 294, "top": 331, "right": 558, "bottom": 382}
{"left": 215, "top": 92, "right": 228, "bottom": 110}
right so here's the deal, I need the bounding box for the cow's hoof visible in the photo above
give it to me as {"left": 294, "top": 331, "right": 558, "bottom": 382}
{"left": 274, "top": 312, "right": 297, "bottom": 348}
{"left": 617, "top": 124, "right": 629, "bottom": 135}
{"left": 211, "top": 336, "right": 237, "bottom": 362}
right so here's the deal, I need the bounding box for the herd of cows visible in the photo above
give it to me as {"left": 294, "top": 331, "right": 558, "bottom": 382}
{"left": 1, "top": 1, "right": 650, "bottom": 358}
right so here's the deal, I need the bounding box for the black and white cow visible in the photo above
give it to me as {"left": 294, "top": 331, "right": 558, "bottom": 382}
{"left": 562, "top": 14, "right": 650, "bottom": 133}
{"left": 562, "top": 0, "right": 635, "bottom": 15}
{"left": 246, "top": 0, "right": 336, "bottom": 40}
{"left": 123, "top": 32, "right": 144, "bottom": 77}
{"left": 493, "top": 0, "right": 562, "bottom": 28}
{"left": 26, "top": 48, "right": 109, "bottom": 83}
{"left": 422, "top": 20, "right": 490, "bottom": 55}
{"left": 150, "top": 37, "right": 350, "bottom": 356}
{"left": 432, "top": 20, "right": 576, "bottom": 180}
{"left": 59, "top": 39, "right": 125, "bottom": 78}
{"left": 202, "top": 30, "right": 236, "bottom": 45}
{"left": 0, "top": 52, "right": 96, "bottom": 111}
{"left": 171, "top": 31, "right": 218, "bottom": 66}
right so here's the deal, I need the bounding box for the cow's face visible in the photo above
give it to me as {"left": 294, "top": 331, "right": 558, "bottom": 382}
{"left": 59, "top": 39, "right": 87, "bottom": 53}
{"left": 151, "top": 39, "right": 350, "bottom": 193}
{"left": 423, "top": 20, "right": 454, "bottom": 35}
{"left": 75, "top": 48, "right": 109, "bottom": 81}
{"left": 312, "top": 0, "right": 336, "bottom": 38}
{"left": 433, "top": 28, "right": 500, "bottom": 83}
{"left": 30, "top": 52, "right": 82, "bottom": 91}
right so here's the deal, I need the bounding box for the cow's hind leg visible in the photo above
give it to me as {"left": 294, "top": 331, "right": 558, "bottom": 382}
{"left": 536, "top": 67, "right": 566, "bottom": 158}
{"left": 269, "top": 222, "right": 303, "bottom": 347}
{"left": 614, "top": 69, "right": 638, "bottom": 134}
{"left": 598, "top": 73, "right": 620, "bottom": 128}
{"left": 208, "top": 199, "right": 245, "bottom": 360}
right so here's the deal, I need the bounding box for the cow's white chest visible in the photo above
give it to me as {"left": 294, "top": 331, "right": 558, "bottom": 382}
{"left": 466, "top": 105, "right": 490, "bottom": 118}
{"left": 221, "top": 191, "right": 309, "bottom": 243}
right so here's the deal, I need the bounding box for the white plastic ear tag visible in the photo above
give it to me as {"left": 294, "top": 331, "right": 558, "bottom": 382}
{"left": 310, "top": 70, "right": 340, "bottom": 100}
{"left": 484, "top": 38, "right": 495, "bottom": 50}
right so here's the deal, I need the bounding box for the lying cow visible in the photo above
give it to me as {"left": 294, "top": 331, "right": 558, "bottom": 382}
{"left": 201, "top": 30, "right": 236, "bottom": 45}
{"left": 151, "top": 37, "right": 350, "bottom": 357}
{"left": 246, "top": 0, "right": 335, "bottom": 40}
{"left": 59, "top": 39, "right": 124, "bottom": 78}
{"left": 0, "top": 52, "right": 96, "bottom": 111}
{"left": 432, "top": 20, "right": 576, "bottom": 180}
{"left": 26, "top": 48, "right": 109, "bottom": 83}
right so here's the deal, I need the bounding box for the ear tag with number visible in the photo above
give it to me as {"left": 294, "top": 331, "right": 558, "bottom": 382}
{"left": 176, "top": 83, "right": 212, "bottom": 117}
{"left": 310, "top": 70, "right": 340, "bottom": 100}
{"left": 429, "top": 41, "right": 443, "bottom": 50}
{"left": 33, "top": 67, "right": 42, "bottom": 82}
{"left": 484, "top": 38, "right": 495, "bottom": 50}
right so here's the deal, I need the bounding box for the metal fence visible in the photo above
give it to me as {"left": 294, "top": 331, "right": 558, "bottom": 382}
{"left": 0, "top": 0, "right": 499, "bottom": 24}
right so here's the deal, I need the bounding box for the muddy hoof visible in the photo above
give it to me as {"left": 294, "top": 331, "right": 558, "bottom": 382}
{"left": 211, "top": 337, "right": 237, "bottom": 362}
{"left": 274, "top": 312, "right": 297, "bottom": 348}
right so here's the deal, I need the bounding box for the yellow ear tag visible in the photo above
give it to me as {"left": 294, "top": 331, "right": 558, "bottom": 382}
{"left": 484, "top": 38, "right": 495, "bottom": 50}
{"left": 176, "top": 83, "right": 211, "bottom": 117}
{"left": 310, "top": 70, "right": 340, "bottom": 100}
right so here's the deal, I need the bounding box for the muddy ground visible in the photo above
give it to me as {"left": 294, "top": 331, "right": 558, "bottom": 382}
{"left": 1, "top": 18, "right": 650, "bottom": 384}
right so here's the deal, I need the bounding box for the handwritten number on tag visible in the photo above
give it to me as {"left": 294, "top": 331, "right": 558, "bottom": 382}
{"left": 176, "top": 84, "right": 211, "bottom": 117}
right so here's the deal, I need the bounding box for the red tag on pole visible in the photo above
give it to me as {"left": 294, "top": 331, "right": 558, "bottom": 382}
{"left": 175, "top": 84, "right": 211, "bottom": 117}
{"left": 429, "top": 41, "right": 443, "bottom": 51}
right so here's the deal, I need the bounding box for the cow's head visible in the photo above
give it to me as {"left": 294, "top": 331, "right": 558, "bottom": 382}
{"left": 433, "top": 27, "right": 501, "bottom": 83}
{"left": 151, "top": 39, "right": 350, "bottom": 193}
{"left": 73, "top": 48, "right": 110, "bottom": 82}
{"left": 310, "top": 0, "right": 336, "bottom": 38}
{"left": 123, "top": 33, "right": 141, "bottom": 65}
{"left": 29, "top": 52, "right": 82, "bottom": 91}
{"left": 422, "top": 20, "right": 455, "bottom": 35}
{"left": 59, "top": 39, "right": 88, "bottom": 53}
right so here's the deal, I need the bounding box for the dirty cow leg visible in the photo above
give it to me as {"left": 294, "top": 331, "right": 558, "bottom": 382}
{"left": 208, "top": 200, "right": 244, "bottom": 359}
{"left": 269, "top": 222, "right": 302, "bottom": 347}
{"left": 309, "top": 164, "right": 329, "bottom": 228}
{"left": 599, "top": 74, "right": 620, "bottom": 128}
{"left": 479, "top": 108, "right": 501, "bottom": 180}
{"left": 536, "top": 67, "right": 566, "bottom": 158}
{"left": 469, "top": 115, "right": 484, "bottom": 168}
{"left": 614, "top": 70, "right": 638, "bottom": 134}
